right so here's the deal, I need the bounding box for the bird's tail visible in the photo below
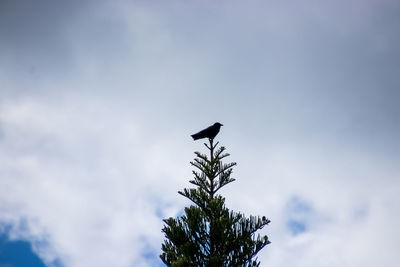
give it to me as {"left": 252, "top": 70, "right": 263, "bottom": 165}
{"left": 191, "top": 134, "right": 200, "bottom": 140}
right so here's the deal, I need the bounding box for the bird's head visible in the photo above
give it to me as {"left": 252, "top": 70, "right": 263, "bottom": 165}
{"left": 214, "top": 122, "right": 223, "bottom": 127}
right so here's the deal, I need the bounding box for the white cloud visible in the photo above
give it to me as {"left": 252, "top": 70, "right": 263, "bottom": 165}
{"left": 0, "top": 0, "right": 399, "bottom": 266}
{"left": 0, "top": 94, "right": 185, "bottom": 266}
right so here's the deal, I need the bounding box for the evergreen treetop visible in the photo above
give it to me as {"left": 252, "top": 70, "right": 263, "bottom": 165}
{"left": 161, "top": 138, "right": 270, "bottom": 267}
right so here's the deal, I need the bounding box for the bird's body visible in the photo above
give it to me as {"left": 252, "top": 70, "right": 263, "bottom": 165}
{"left": 191, "top": 122, "right": 223, "bottom": 140}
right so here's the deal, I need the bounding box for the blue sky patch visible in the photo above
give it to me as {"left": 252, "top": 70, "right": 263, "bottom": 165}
{"left": 287, "top": 196, "right": 312, "bottom": 214}
{"left": 285, "top": 196, "right": 313, "bottom": 236}
{"left": 139, "top": 236, "right": 165, "bottom": 267}
{"left": 0, "top": 232, "right": 45, "bottom": 267}
{"left": 287, "top": 219, "right": 307, "bottom": 235}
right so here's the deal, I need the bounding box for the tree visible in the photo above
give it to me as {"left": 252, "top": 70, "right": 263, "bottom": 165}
{"left": 160, "top": 138, "right": 270, "bottom": 266}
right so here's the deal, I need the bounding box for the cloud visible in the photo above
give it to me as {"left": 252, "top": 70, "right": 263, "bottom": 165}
{"left": 0, "top": 94, "right": 187, "bottom": 266}
{"left": 0, "top": 0, "right": 399, "bottom": 266}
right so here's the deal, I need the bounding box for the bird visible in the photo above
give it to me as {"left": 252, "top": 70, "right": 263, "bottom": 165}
{"left": 191, "top": 122, "right": 223, "bottom": 140}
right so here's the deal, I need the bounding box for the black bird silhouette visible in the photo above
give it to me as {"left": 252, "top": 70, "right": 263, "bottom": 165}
{"left": 191, "top": 122, "right": 223, "bottom": 140}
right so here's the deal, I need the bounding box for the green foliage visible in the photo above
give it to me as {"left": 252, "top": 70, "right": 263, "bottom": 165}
{"left": 161, "top": 140, "right": 270, "bottom": 266}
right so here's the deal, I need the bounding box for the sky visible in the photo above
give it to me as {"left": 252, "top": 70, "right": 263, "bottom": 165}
{"left": 0, "top": 0, "right": 399, "bottom": 266}
{"left": 0, "top": 231, "right": 46, "bottom": 267}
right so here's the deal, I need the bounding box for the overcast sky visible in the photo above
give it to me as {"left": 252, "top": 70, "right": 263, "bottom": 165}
{"left": 0, "top": 0, "right": 399, "bottom": 266}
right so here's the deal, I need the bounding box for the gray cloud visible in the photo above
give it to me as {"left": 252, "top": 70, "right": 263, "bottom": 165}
{"left": 0, "top": 0, "right": 399, "bottom": 266}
